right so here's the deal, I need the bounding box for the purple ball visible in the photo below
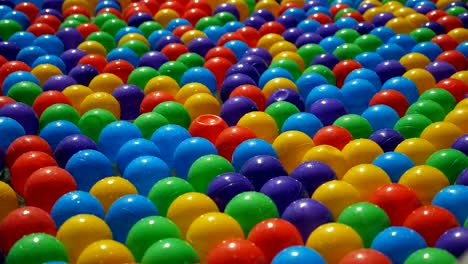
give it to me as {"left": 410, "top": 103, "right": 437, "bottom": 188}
{"left": 112, "top": 84, "right": 145, "bottom": 121}
{"left": 239, "top": 55, "right": 268, "bottom": 74}
{"left": 459, "top": 12, "right": 468, "bottom": 28}
{"left": 374, "top": 60, "right": 407, "bottom": 83}
{"left": 425, "top": 61, "right": 457, "bottom": 82}
{"left": 456, "top": 169, "right": 468, "bottom": 185}
{"left": 60, "top": 49, "right": 86, "bottom": 73}
{"left": 353, "top": 22, "right": 376, "bottom": 35}
{"left": 371, "top": 12, "right": 395, "bottom": 27}
{"left": 214, "top": 3, "right": 240, "bottom": 20}
{"left": 154, "top": 35, "right": 183, "bottom": 51}
{"left": 221, "top": 96, "right": 258, "bottom": 126}
{"left": 0, "top": 41, "right": 19, "bottom": 61}
{"left": 55, "top": 28, "right": 83, "bottom": 50}
{"left": 421, "top": 21, "right": 446, "bottom": 35}
{"left": 54, "top": 134, "right": 98, "bottom": 168}
{"left": 282, "top": 28, "right": 304, "bottom": 44}
{"left": 435, "top": 227, "right": 468, "bottom": 257}
{"left": 244, "top": 15, "right": 267, "bottom": 30}
{"left": 226, "top": 62, "right": 260, "bottom": 84}
{"left": 290, "top": 161, "right": 336, "bottom": 195}
{"left": 207, "top": 172, "right": 255, "bottom": 211}
{"left": 243, "top": 47, "right": 272, "bottom": 65}
{"left": 276, "top": 14, "right": 299, "bottom": 28}
{"left": 42, "top": 74, "right": 77, "bottom": 92}
{"left": 37, "top": 8, "right": 63, "bottom": 21}
{"left": 282, "top": 198, "right": 334, "bottom": 241}
{"left": 260, "top": 176, "right": 308, "bottom": 214}
{"left": 369, "top": 128, "right": 405, "bottom": 152}
{"left": 267, "top": 88, "right": 305, "bottom": 111}
{"left": 311, "top": 53, "right": 340, "bottom": 69}
{"left": 138, "top": 51, "right": 168, "bottom": 70}
{"left": 295, "top": 33, "right": 323, "bottom": 47}
{"left": 251, "top": 9, "right": 275, "bottom": 22}
{"left": 308, "top": 98, "right": 348, "bottom": 126}
{"left": 128, "top": 12, "right": 153, "bottom": 27}
{"left": 239, "top": 155, "right": 288, "bottom": 191}
{"left": 0, "top": 102, "right": 38, "bottom": 135}
{"left": 42, "top": 0, "right": 63, "bottom": 11}
{"left": 220, "top": 73, "right": 256, "bottom": 102}
{"left": 316, "top": 23, "right": 340, "bottom": 38}
{"left": 452, "top": 134, "right": 468, "bottom": 155}
{"left": 357, "top": 3, "right": 376, "bottom": 14}
{"left": 414, "top": 3, "right": 435, "bottom": 14}
{"left": 68, "top": 64, "right": 99, "bottom": 86}
{"left": 187, "top": 37, "right": 215, "bottom": 57}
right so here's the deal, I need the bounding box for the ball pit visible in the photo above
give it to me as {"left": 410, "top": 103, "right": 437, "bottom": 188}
{"left": 0, "top": 0, "right": 467, "bottom": 263}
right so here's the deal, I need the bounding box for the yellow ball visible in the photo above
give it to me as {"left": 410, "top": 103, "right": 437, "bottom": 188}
{"left": 399, "top": 165, "right": 450, "bottom": 205}
{"left": 448, "top": 28, "right": 468, "bottom": 43}
{"left": 257, "top": 33, "right": 284, "bottom": 51}
{"left": 255, "top": 0, "right": 281, "bottom": 17}
{"left": 77, "top": 41, "right": 107, "bottom": 57}
{"left": 306, "top": 223, "right": 364, "bottom": 264}
{"left": 31, "top": 64, "right": 62, "bottom": 86}
{"left": 167, "top": 192, "right": 219, "bottom": 238}
{"left": 394, "top": 138, "right": 437, "bottom": 165}
{"left": 176, "top": 83, "right": 211, "bottom": 104}
{"left": 451, "top": 71, "right": 468, "bottom": 86}
{"left": 154, "top": 8, "right": 179, "bottom": 28}
{"left": 456, "top": 98, "right": 468, "bottom": 109}
{"left": 145, "top": 75, "right": 180, "bottom": 96}
{"left": 342, "top": 139, "right": 384, "bottom": 168}
{"left": 280, "top": 0, "right": 304, "bottom": 6}
{"left": 269, "top": 41, "right": 297, "bottom": 58}
{"left": 445, "top": 107, "right": 468, "bottom": 133}
{"left": 394, "top": 7, "right": 416, "bottom": 17}
{"left": 80, "top": 92, "right": 121, "bottom": 119}
{"left": 342, "top": 164, "right": 391, "bottom": 201}
{"left": 62, "top": 0, "right": 90, "bottom": 13}
{"left": 400, "top": 52, "right": 431, "bottom": 70}
{"left": 88, "top": 73, "right": 123, "bottom": 94}
{"left": 118, "top": 33, "right": 149, "bottom": 47}
{"left": 57, "top": 214, "right": 113, "bottom": 264}
{"left": 0, "top": 181, "right": 18, "bottom": 222}
{"left": 262, "top": 77, "right": 298, "bottom": 99}
{"left": 405, "top": 13, "right": 428, "bottom": 28}
{"left": 89, "top": 177, "right": 138, "bottom": 213}
{"left": 383, "top": 1, "right": 402, "bottom": 12}
{"left": 312, "top": 180, "right": 360, "bottom": 219}
{"left": 385, "top": 17, "right": 414, "bottom": 34}
{"left": 186, "top": 212, "right": 244, "bottom": 262}
{"left": 403, "top": 68, "right": 436, "bottom": 94}
{"left": 184, "top": 93, "right": 220, "bottom": 120}
{"left": 76, "top": 239, "right": 135, "bottom": 264}
{"left": 62, "top": 85, "right": 94, "bottom": 111}
{"left": 363, "top": 7, "right": 384, "bottom": 23}
{"left": 272, "top": 130, "right": 315, "bottom": 174}
{"left": 237, "top": 111, "right": 279, "bottom": 143}
{"left": 436, "top": 0, "right": 453, "bottom": 9}
{"left": 181, "top": 30, "right": 207, "bottom": 45}
{"left": 273, "top": 51, "right": 305, "bottom": 71}
{"left": 302, "top": 145, "right": 348, "bottom": 179}
{"left": 420, "top": 121, "right": 463, "bottom": 150}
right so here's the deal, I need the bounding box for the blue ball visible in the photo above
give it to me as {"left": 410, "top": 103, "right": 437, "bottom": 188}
{"left": 297, "top": 19, "right": 320, "bottom": 33}
{"left": 456, "top": 41, "right": 468, "bottom": 58}
{"left": 16, "top": 45, "right": 47, "bottom": 66}
{"left": 335, "top": 17, "right": 359, "bottom": 29}
{"left": 150, "top": 124, "right": 191, "bottom": 168}
{"left": 106, "top": 194, "right": 158, "bottom": 243}
{"left": 411, "top": 41, "right": 443, "bottom": 61}
{"left": 361, "top": 105, "right": 400, "bottom": 131}
{"left": 370, "top": 26, "right": 396, "bottom": 43}
{"left": 259, "top": 67, "right": 294, "bottom": 88}
{"left": 341, "top": 79, "right": 377, "bottom": 115}
{"left": 272, "top": 246, "right": 326, "bottom": 264}
{"left": 283, "top": 8, "right": 307, "bottom": 22}
{"left": 224, "top": 40, "right": 249, "bottom": 61}
{"left": 296, "top": 73, "right": 329, "bottom": 99}
{"left": 65, "top": 149, "right": 114, "bottom": 192}
{"left": 39, "top": 120, "right": 81, "bottom": 151}
{"left": 282, "top": 112, "right": 323, "bottom": 138}
{"left": 232, "top": 138, "right": 278, "bottom": 172}
{"left": 32, "top": 55, "right": 67, "bottom": 74}
{"left": 381, "top": 76, "right": 419, "bottom": 104}
{"left": 388, "top": 34, "right": 417, "bottom": 52}
{"left": 98, "top": 121, "right": 143, "bottom": 162}
{"left": 223, "top": 21, "right": 244, "bottom": 32}
{"left": 0, "top": 116, "right": 25, "bottom": 151}
{"left": 376, "top": 43, "right": 406, "bottom": 61}
{"left": 305, "top": 84, "right": 344, "bottom": 110}
{"left": 180, "top": 67, "right": 217, "bottom": 94}
{"left": 95, "top": 0, "right": 121, "bottom": 13}
{"left": 114, "top": 27, "right": 143, "bottom": 44}
{"left": 123, "top": 156, "right": 171, "bottom": 196}
{"left": 371, "top": 227, "right": 427, "bottom": 264}
{"left": 4, "top": 11, "right": 30, "bottom": 29}
{"left": 2, "top": 71, "right": 40, "bottom": 95}
{"left": 354, "top": 52, "right": 384, "bottom": 70}
{"left": 203, "top": 25, "right": 227, "bottom": 44}
{"left": 54, "top": 134, "right": 98, "bottom": 168}
{"left": 0, "top": 5, "right": 12, "bottom": 19}
{"left": 432, "top": 185, "right": 468, "bottom": 226}
{"left": 107, "top": 47, "right": 139, "bottom": 67}
{"left": 51, "top": 191, "right": 105, "bottom": 228}
{"left": 344, "top": 68, "right": 382, "bottom": 90}
{"left": 148, "top": 30, "right": 172, "bottom": 50}
{"left": 319, "top": 36, "right": 346, "bottom": 53}
{"left": 166, "top": 18, "right": 191, "bottom": 32}
{"left": 115, "top": 138, "right": 162, "bottom": 175}
{"left": 306, "top": 6, "right": 331, "bottom": 17}
{"left": 372, "top": 152, "right": 415, "bottom": 182}
{"left": 33, "top": 34, "right": 64, "bottom": 56}
{"left": 173, "top": 137, "right": 218, "bottom": 179}
{"left": 8, "top": 31, "right": 36, "bottom": 49}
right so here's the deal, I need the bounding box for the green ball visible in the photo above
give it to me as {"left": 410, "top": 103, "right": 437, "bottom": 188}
{"left": 214, "top": 12, "right": 237, "bottom": 25}
{"left": 59, "top": 19, "right": 81, "bottom": 29}
{"left": 333, "top": 114, "right": 374, "bottom": 139}
{"left": 409, "top": 28, "right": 436, "bottom": 43}
{"left": 394, "top": 114, "right": 433, "bottom": 138}
{"left": 353, "top": 34, "right": 383, "bottom": 52}
{"left": 195, "top": 16, "right": 223, "bottom": 31}
{"left": 337, "top": 202, "right": 391, "bottom": 248}
{"left": 265, "top": 101, "right": 300, "bottom": 131}
{"left": 134, "top": 112, "right": 169, "bottom": 139}
{"left": 334, "top": 8, "right": 357, "bottom": 20}
{"left": 65, "top": 14, "right": 89, "bottom": 23}
{"left": 39, "top": 103, "right": 80, "bottom": 129}
{"left": 0, "top": 19, "right": 23, "bottom": 40}
{"left": 120, "top": 39, "right": 150, "bottom": 58}
{"left": 126, "top": 216, "right": 183, "bottom": 262}
{"left": 224, "top": 191, "right": 279, "bottom": 236}
{"left": 176, "top": 52, "right": 206, "bottom": 69}
{"left": 7, "top": 81, "right": 42, "bottom": 106}
{"left": 446, "top": 6, "right": 467, "bottom": 16}
{"left": 418, "top": 88, "right": 456, "bottom": 114}
{"left": 303, "top": 64, "right": 336, "bottom": 85}
{"left": 244, "top": 0, "right": 256, "bottom": 14}
{"left": 148, "top": 177, "right": 195, "bottom": 216}
{"left": 269, "top": 58, "right": 302, "bottom": 81}
{"left": 465, "top": 217, "right": 468, "bottom": 227}
{"left": 334, "top": 43, "right": 364, "bottom": 60}
{"left": 87, "top": 31, "right": 116, "bottom": 53}
{"left": 153, "top": 101, "right": 191, "bottom": 129}
{"left": 93, "top": 13, "right": 119, "bottom": 28}
{"left": 127, "top": 67, "right": 160, "bottom": 90}
{"left": 6, "top": 233, "right": 68, "bottom": 264}
{"left": 78, "top": 108, "right": 117, "bottom": 142}
{"left": 425, "top": 149, "right": 468, "bottom": 184}
{"left": 335, "top": 29, "right": 361, "bottom": 43}
{"left": 187, "top": 154, "right": 235, "bottom": 193}
{"left": 159, "top": 61, "right": 189, "bottom": 84}
{"left": 138, "top": 21, "right": 163, "bottom": 38}
{"left": 406, "top": 100, "right": 446, "bottom": 122}
{"left": 297, "top": 44, "right": 325, "bottom": 67}
{"left": 141, "top": 238, "right": 200, "bottom": 264}
{"left": 101, "top": 18, "right": 127, "bottom": 37}
{"left": 404, "top": 248, "right": 457, "bottom": 264}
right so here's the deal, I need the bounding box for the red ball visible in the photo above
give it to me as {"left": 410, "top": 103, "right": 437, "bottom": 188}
{"left": 426, "top": 10, "right": 447, "bottom": 21}
{"left": 63, "top": 5, "right": 90, "bottom": 19}
{"left": 27, "top": 22, "right": 56, "bottom": 36}
{"left": 313, "top": 125, "right": 354, "bottom": 150}
{"left": 258, "top": 21, "right": 286, "bottom": 36}
{"left": 6, "top": 135, "right": 53, "bottom": 169}
{"left": 97, "top": 7, "right": 123, "bottom": 19}
{"left": 204, "top": 57, "right": 234, "bottom": 89}
{"left": 330, "top": 3, "right": 351, "bottom": 19}
{"left": 33, "top": 15, "right": 62, "bottom": 32}
{"left": 435, "top": 50, "right": 468, "bottom": 72}
{"left": 308, "top": 13, "right": 333, "bottom": 24}
{"left": 23, "top": 166, "right": 77, "bottom": 213}
{"left": 204, "top": 46, "right": 238, "bottom": 64}
{"left": 431, "top": 34, "right": 459, "bottom": 51}
{"left": 217, "top": 32, "right": 247, "bottom": 46}
{"left": 215, "top": 126, "right": 257, "bottom": 161}
{"left": 76, "top": 23, "right": 100, "bottom": 39}
{"left": 403, "top": 205, "right": 459, "bottom": 246}
{"left": 0, "top": 206, "right": 56, "bottom": 254}
{"left": 0, "top": 96, "right": 15, "bottom": 108}
{"left": 140, "top": 91, "right": 175, "bottom": 114}
{"left": 339, "top": 249, "right": 392, "bottom": 264}
{"left": 182, "top": 8, "right": 209, "bottom": 26}
{"left": 189, "top": 114, "right": 228, "bottom": 144}
{"left": 333, "top": 60, "right": 363, "bottom": 88}
{"left": 207, "top": 239, "right": 267, "bottom": 264}
{"left": 78, "top": 54, "right": 108, "bottom": 73}
{"left": 32, "top": 91, "right": 73, "bottom": 117}
{"left": 173, "top": 25, "right": 194, "bottom": 38}
{"left": 436, "top": 15, "right": 464, "bottom": 33}
{"left": 186, "top": 0, "right": 212, "bottom": 16}
{"left": 14, "top": 2, "right": 39, "bottom": 23}
{"left": 369, "top": 89, "right": 410, "bottom": 117}
{"left": 435, "top": 78, "right": 468, "bottom": 102}
{"left": 368, "top": 183, "right": 422, "bottom": 226}
{"left": 103, "top": 59, "right": 135, "bottom": 83}
{"left": 159, "top": 1, "right": 185, "bottom": 15}
{"left": 237, "top": 27, "right": 261, "bottom": 48}
{"left": 0, "top": 55, "right": 7, "bottom": 66}
{"left": 247, "top": 218, "right": 303, "bottom": 263}
{"left": 10, "top": 151, "right": 58, "bottom": 197}
{"left": 0, "top": 61, "right": 31, "bottom": 89}
{"left": 230, "top": 84, "right": 266, "bottom": 111}
{"left": 140, "top": 0, "right": 160, "bottom": 15}
{"left": 161, "top": 43, "right": 190, "bottom": 61}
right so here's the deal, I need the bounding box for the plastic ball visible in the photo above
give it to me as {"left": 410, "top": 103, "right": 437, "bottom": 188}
{"left": 426, "top": 148, "right": 468, "bottom": 184}
{"left": 207, "top": 239, "right": 265, "bottom": 264}
{"left": 140, "top": 238, "right": 199, "bottom": 264}
{"left": 133, "top": 112, "right": 169, "bottom": 139}
{"left": 435, "top": 227, "right": 468, "bottom": 258}
{"left": 445, "top": 107, "right": 468, "bottom": 133}
{"left": 405, "top": 247, "right": 458, "bottom": 264}
{"left": 153, "top": 101, "right": 192, "bottom": 129}
{"left": 272, "top": 246, "right": 325, "bottom": 264}
{"left": 0, "top": 181, "right": 18, "bottom": 222}
{"left": 50, "top": 191, "right": 104, "bottom": 228}
{"left": 302, "top": 145, "right": 348, "bottom": 179}
{"left": 0, "top": 102, "right": 38, "bottom": 135}
{"left": 76, "top": 240, "right": 134, "bottom": 264}
{"left": 311, "top": 180, "right": 360, "bottom": 219}
{"left": 339, "top": 249, "right": 392, "bottom": 264}
{"left": 6, "top": 233, "right": 68, "bottom": 264}
{"left": 432, "top": 185, "right": 468, "bottom": 226}
{"left": 289, "top": 160, "right": 336, "bottom": 196}
{"left": 420, "top": 121, "right": 463, "bottom": 150}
